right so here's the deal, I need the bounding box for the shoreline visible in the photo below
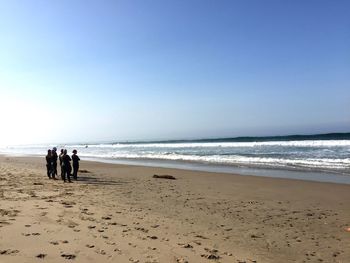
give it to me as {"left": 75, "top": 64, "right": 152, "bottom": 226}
{"left": 1, "top": 155, "right": 350, "bottom": 262}
{"left": 2, "top": 153, "right": 350, "bottom": 185}
{"left": 82, "top": 157, "right": 350, "bottom": 185}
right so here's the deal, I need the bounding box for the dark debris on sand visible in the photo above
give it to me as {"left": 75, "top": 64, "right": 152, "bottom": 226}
{"left": 153, "top": 174, "right": 176, "bottom": 180}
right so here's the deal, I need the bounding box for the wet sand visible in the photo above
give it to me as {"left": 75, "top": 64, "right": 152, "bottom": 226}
{"left": 0, "top": 155, "right": 349, "bottom": 263}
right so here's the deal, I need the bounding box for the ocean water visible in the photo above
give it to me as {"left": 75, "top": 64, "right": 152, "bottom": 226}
{"left": 1, "top": 133, "right": 350, "bottom": 183}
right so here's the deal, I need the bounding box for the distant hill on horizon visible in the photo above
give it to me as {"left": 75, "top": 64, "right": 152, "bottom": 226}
{"left": 110, "top": 132, "right": 350, "bottom": 145}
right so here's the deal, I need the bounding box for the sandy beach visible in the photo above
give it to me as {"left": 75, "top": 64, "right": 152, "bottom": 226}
{"left": 0, "top": 155, "right": 349, "bottom": 263}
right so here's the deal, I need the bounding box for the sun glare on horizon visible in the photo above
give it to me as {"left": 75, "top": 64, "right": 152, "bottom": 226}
{"left": 0, "top": 93, "right": 54, "bottom": 146}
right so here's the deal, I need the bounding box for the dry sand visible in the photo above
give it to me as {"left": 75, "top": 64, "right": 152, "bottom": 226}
{"left": 0, "top": 155, "right": 349, "bottom": 263}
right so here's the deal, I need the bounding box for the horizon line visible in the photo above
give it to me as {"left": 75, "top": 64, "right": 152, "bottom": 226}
{"left": 2, "top": 131, "right": 350, "bottom": 147}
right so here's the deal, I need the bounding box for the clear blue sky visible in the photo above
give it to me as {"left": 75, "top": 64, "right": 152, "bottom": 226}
{"left": 0, "top": 0, "right": 349, "bottom": 145}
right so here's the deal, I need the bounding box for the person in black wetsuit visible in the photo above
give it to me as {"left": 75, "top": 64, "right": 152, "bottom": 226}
{"left": 45, "top": 149, "right": 52, "bottom": 179}
{"left": 59, "top": 149, "right": 64, "bottom": 181}
{"left": 51, "top": 147, "right": 58, "bottom": 180}
{"left": 71, "top": 149, "right": 80, "bottom": 180}
{"left": 62, "top": 149, "right": 72, "bottom": 183}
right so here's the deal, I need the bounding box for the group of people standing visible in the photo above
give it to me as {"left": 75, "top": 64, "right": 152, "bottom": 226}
{"left": 45, "top": 147, "right": 80, "bottom": 183}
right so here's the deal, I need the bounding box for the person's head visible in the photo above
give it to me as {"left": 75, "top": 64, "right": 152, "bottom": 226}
{"left": 63, "top": 149, "right": 67, "bottom": 155}
{"left": 72, "top": 149, "right": 77, "bottom": 154}
{"left": 47, "top": 149, "right": 52, "bottom": 155}
{"left": 52, "top": 147, "right": 57, "bottom": 152}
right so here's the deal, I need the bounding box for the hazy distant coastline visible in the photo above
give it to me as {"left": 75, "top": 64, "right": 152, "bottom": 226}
{"left": 109, "top": 132, "right": 350, "bottom": 145}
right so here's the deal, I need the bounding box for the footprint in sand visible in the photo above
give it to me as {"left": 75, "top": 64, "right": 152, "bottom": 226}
{"left": 0, "top": 220, "right": 11, "bottom": 227}
{"left": 201, "top": 248, "right": 221, "bottom": 260}
{"left": 95, "top": 249, "right": 106, "bottom": 255}
{"left": 114, "top": 248, "right": 122, "bottom": 254}
{"left": 61, "top": 254, "right": 76, "bottom": 259}
{"left": 0, "top": 249, "right": 19, "bottom": 255}
{"left": 201, "top": 254, "right": 221, "bottom": 260}
{"left": 0, "top": 209, "right": 20, "bottom": 217}
{"left": 181, "top": 243, "right": 193, "bottom": 249}
{"left": 81, "top": 209, "right": 94, "bottom": 215}
{"left": 176, "top": 258, "right": 189, "bottom": 263}
{"left": 135, "top": 227, "right": 148, "bottom": 233}
{"left": 61, "top": 201, "right": 75, "bottom": 208}
{"left": 195, "top": 234, "right": 208, "bottom": 239}
{"left": 36, "top": 253, "right": 47, "bottom": 259}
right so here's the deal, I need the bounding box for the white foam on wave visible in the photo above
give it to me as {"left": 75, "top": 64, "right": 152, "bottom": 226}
{"left": 80, "top": 140, "right": 350, "bottom": 149}
{"left": 77, "top": 151, "right": 350, "bottom": 170}
{"left": 1, "top": 139, "right": 349, "bottom": 171}
{"left": 3, "top": 140, "right": 350, "bottom": 150}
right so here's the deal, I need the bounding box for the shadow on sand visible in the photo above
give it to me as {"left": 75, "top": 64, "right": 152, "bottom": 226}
{"left": 76, "top": 175, "right": 128, "bottom": 186}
